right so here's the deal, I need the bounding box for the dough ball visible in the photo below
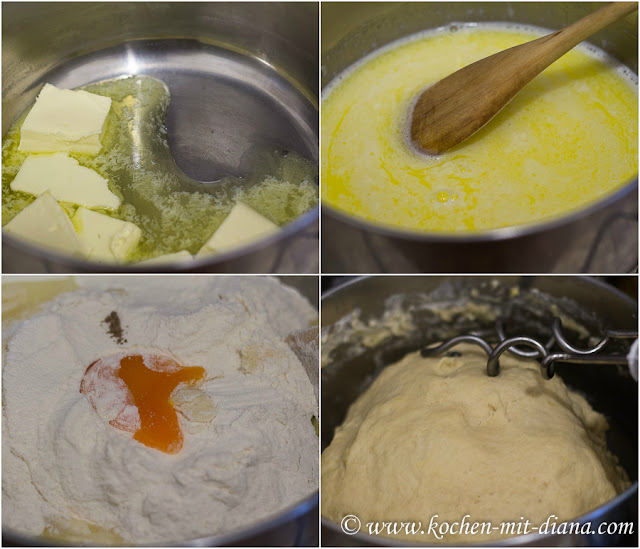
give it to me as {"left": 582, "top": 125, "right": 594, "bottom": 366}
{"left": 321, "top": 344, "right": 629, "bottom": 543}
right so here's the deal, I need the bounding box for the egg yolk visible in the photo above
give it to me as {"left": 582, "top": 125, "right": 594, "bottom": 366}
{"left": 80, "top": 354, "right": 205, "bottom": 454}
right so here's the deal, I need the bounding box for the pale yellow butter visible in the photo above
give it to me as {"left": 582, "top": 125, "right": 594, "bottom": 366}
{"left": 10, "top": 153, "right": 120, "bottom": 209}
{"left": 72, "top": 207, "right": 141, "bottom": 262}
{"left": 137, "top": 250, "right": 193, "bottom": 265}
{"left": 4, "top": 192, "right": 80, "bottom": 255}
{"left": 196, "top": 202, "right": 280, "bottom": 257}
{"left": 19, "top": 84, "right": 112, "bottom": 155}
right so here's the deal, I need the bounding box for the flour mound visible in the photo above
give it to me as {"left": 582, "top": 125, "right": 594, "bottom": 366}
{"left": 3, "top": 276, "right": 318, "bottom": 544}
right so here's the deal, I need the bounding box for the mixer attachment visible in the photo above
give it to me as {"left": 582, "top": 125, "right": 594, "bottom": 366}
{"left": 421, "top": 317, "right": 638, "bottom": 380}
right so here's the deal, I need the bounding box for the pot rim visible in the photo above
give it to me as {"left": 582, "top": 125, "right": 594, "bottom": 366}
{"left": 3, "top": 490, "right": 318, "bottom": 547}
{"left": 320, "top": 274, "right": 638, "bottom": 308}
{"left": 320, "top": 483, "right": 638, "bottom": 546}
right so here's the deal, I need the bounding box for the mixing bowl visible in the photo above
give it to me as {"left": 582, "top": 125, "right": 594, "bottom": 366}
{"left": 321, "top": 3, "right": 638, "bottom": 273}
{"left": 321, "top": 276, "right": 638, "bottom": 546}
{"left": 2, "top": 2, "right": 319, "bottom": 273}
{"left": 1, "top": 275, "right": 319, "bottom": 546}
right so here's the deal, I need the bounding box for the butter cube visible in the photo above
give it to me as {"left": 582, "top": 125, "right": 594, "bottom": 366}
{"left": 19, "top": 84, "right": 112, "bottom": 155}
{"left": 137, "top": 250, "right": 193, "bottom": 266}
{"left": 72, "top": 207, "right": 141, "bottom": 262}
{"left": 11, "top": 153, "right": 120, "bottom": 210}
{"left": 197, "top": 202, "right": 280, "bottom": 257}
{"left": 4, "top": 192, "right": 80, "bottom": 255}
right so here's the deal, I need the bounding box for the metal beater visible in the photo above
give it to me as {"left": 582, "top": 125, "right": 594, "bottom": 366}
{"left": 421, "top": 317, "right": 638, "bottom": 380}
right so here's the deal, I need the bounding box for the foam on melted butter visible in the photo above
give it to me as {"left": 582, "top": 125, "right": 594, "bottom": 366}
{"left": 322, "top": 24, "right": 638, "bottom": 233}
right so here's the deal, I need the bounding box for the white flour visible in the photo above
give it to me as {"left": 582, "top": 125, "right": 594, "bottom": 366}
{"left": 3, "top": 276, "right": 318, "bottom": 544}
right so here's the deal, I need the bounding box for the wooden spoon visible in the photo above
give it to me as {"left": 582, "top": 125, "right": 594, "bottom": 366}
{"left": 411, "top": 2, "right": 638, "bottom": 155}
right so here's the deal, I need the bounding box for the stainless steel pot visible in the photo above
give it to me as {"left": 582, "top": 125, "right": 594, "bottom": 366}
{"left": 321, "top": 3, "right": 638, "bottom": 273}
{"left": 2, "top": 2, "right": 319, "bottom": 273}
{"left": 1, "top": 275, "right": 319, "bottom": 546}
{"left": 321, "top": 276, "right": 638, "bottom": 546}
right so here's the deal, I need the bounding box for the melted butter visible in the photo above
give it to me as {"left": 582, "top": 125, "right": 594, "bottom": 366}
{"left": 81, "top": 353, "right": 206, "bottom": 454}
{"left": 42, "top": 517, "right": 125, "bottom": 545}
{"left": 2, "top": 76, "right": 318, "bottom": 261}
{"left": 322, "top": 24, "right": 638, "bottom": 233}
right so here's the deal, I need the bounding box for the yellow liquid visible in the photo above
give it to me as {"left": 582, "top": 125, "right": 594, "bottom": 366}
{"left": 322, "top": 25, "right": 638, "bottom": 233}
{"left": 3, "top": 76, "right": 318, "bottom": 261}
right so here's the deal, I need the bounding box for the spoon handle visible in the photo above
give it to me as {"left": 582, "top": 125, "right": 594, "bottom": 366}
{"left": 523, "top": 2, "right": 637, "bottom": 72}
{"left": 411, "top": 2, "right": 638, "bottom": 154}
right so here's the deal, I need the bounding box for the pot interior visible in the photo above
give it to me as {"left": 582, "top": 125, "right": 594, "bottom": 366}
{"left": 320, "top": 2, "right": 638, "bottom": 241}
{"left": 2, "top": 2, "right": 319, "bottom": 271}
{"left": 4, "top": 2, "right": 319, "bottom": 175}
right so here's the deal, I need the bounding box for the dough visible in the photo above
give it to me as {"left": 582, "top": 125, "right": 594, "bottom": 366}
{"left": 321, "top": 344, "right": 629, "bottom": 542}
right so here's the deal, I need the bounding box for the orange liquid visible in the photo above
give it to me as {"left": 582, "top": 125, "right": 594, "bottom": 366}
{"left": 117, "top": 355, "right": 205, "bottom": 454}
{"left": 81, "top": 354, "right": 205, "bottom": 454}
